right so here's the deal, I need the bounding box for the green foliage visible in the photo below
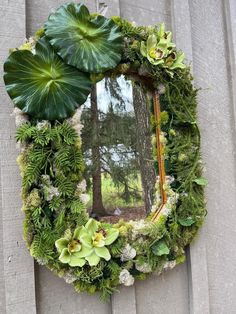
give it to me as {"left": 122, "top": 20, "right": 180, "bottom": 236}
{"left": 4, "top": 36, "right": 92, "bottom": 120}
{"left": 10, "top": 8, "right": 206, "bottom": 299}
{"left": 45, "top": 3, "right": 123, "bottom": 73}
{"left": 151, "top": 240, "right": 170, "bottom": 256}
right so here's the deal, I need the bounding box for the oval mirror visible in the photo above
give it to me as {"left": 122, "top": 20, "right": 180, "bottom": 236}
{"left": 81, "top": 75, "right": 158, "bottom": 223}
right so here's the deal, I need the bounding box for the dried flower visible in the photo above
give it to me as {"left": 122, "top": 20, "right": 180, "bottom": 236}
{"left": 135, "top": 262, "right": 152, "bottom": 273}
{"left": 12, "top": 107, "right": 28, "bottom": 128}
{"left": 120, "top": 244, "right": 136, "bottom": 261}
{"left": 80, "top": 193, "right": 90, "bottom": 204}
{"left": 119, "top": 269, "right": 134, "bottom": 286}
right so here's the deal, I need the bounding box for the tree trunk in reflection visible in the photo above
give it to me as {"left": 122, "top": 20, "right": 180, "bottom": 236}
{"left": 91, "top": 86, "right": 106, "bottom": 216}
{"left": 133, "top": 84, "right": 156, "bottom": 213}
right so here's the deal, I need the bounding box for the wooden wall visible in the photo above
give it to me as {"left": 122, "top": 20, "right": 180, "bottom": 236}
{"left": 0, "top": 0, "right": 236, "bottom": 313}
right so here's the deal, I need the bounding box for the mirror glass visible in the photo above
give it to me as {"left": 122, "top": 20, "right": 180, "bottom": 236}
{"left": 81, "top": 75, "right": 156, "bottom": 222}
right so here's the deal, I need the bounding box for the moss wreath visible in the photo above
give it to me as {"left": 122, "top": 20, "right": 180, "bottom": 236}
{"left": 3, "top": 3, "right": 207, "bottom": 300}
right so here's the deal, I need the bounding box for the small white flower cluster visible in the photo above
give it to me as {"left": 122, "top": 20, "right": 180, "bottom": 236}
{"left": 68, "top": 107, "right": 84, "bottom": 136}
{"left": 63, "top": 272, "right": 78, "bottom": 284}
{"left": 129, "top": 219, "right": 148, "bottom": 240}
{"left": 80, "top": 193, "right": 90, "bottom": 205}
{"left": 163, "top": 260, "right": 176, "bottom": 271}
{"left": 151, "top": 175, "right": 179, "bottom": 217}
{"left": 41, "top": 175, "right": 60, "bottom": 202}
{"left": 157, "top": 83, "right": 166, "bottom": 95}
{"left": 76, "top": 179, "right": 87, "bottom": 193}
{"left": 46, "top": 186, "right": 60, "bottom": 201}
{"left": 36, "top": 120, "right": 51, "bottom": 130}
{"left": 135, "top": 262, "right": 152, "bottom": 273}
{"left": 120, "top": 244, "right": 136, "bottom": 262}
{"left": 119, "top": 269, "right": 135, "bottom": 286}
{"left": 75, "top": 179, "right": 90, "bottom": 204}
{"left": 12, "top": 107, "right": 28, "bottom": 128}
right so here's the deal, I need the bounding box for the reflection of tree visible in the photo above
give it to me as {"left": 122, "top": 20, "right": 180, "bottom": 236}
{"left": 81, "top": 77, "right": 155, "bottom": 216}
{"left": 90, "top": 87, "right": 106, "bottom": 215}
{"left": 133, "top": 84, "right": 156, "bottom": 212}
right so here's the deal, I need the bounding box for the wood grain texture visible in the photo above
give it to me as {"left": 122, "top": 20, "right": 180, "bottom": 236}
{"left": 190, "top": 0, "right": 236, "bottom": 313}
{"left": 1, "top": 0, "right": 236, "bottom": 313}
{"left": 0, "top": 1, "right": 37, "bottom": 314}
{"left": 171, "top": 2, "right": 210, "bottom": 313}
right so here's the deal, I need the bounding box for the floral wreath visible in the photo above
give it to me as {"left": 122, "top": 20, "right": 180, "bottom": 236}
{"left": 3, "top": 3, "right": 207, "bottom": 300}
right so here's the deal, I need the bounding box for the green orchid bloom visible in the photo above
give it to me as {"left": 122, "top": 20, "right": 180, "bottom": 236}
{"left": 55, "top": 229, "right": 92, "bottom": 267}
{"left": 163, "top": 51, "right": 186, "bottom": 77}
{"left": 140, "top": 24, "right": 175, "bottom": 66}
{"left": 76, "top": 218, "right": 119, "bottom": 267}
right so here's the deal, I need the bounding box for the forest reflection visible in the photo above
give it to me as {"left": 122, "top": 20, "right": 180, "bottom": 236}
{"left": 81, "top": 76, "right": 156, "bottom": 221}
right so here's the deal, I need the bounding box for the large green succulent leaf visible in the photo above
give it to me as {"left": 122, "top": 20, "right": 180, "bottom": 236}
{"left": 45, "top": 3, "right": 123, "bottom": 73}
{"left": 4, "top": 36, "right": 92, "bottom": 120}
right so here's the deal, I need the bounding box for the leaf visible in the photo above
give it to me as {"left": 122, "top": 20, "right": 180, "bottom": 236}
{"left": 151, "top": 240, "right": 170, "bottom": 256}
{"left": 178, "top": 217, "right": 195, "bottom": 227}
{"left": 45, "top": 3, "right": 123, "bottom": 73}
{"left": 4, "top": 36, "right": 92, "bottom": 120}
{"left": 193, "top": 177, "right": 208, "bottom": 186}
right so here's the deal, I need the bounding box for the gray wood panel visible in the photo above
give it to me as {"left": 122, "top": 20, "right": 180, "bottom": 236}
{"left": 0, "top": 1, "right": 36, "bottom": 314}
{"left": 1, "top": 0, "right": 236, "bottom": 313}
{"left": 189, "top": 0, "right": 236, "bottom": 313}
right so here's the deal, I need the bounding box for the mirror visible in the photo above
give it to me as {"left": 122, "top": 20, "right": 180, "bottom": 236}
{"left": 81, "top": 75, "right": 156, "bottom": 222}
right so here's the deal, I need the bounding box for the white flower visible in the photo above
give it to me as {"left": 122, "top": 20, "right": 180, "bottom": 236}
{"left": 68, "top": 108, "right": 84, "bottom": 136}
{"left": 130, "top": 219, "right": 147, "bottom": 240}
{"left": 161, "top": 204, "right": 172, "bottom": 216}
{"left": 80, "top": 193, "right": 90, "bottom": 204}
{"left": 163, "top": 260, "right": 176, "bottom": 271}
{"left": 63, "top": 273, "right": 77, "bottom": 284}
{"left": 46, "top": 186, "right": 60, "bottom": 201}
{"left": 76, "top": 179, "right": 87, "bottom": 193}
{"left": 120, "top": 244, "right": 136, "bottom": 262}
{"left": 135, "top": 262, "right": 152, "bottom": 273}
{"left": 119, "top": 269, "right": 135, "bottom": 286}
{"left": 166, "top": 176, "right": 175, "bottom": 184}
{"left": 157, "top": 83, "right": 166, "bottom": 94}
{"left": 36, "top": 120, "right": 50, "bottom": 130}
{"left": 12, "top": 107, "right": 28, "bottom": 128}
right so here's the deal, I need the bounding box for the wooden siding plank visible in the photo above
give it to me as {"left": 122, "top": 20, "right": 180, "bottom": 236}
{"left": 171, "top": 2, "right": 211, "bottom": 314}
{"left": 0, "top": 1, "right": 37, "bottom": 313}
{"left": 189, "top": 0, "right": 236, "bottom": 313}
